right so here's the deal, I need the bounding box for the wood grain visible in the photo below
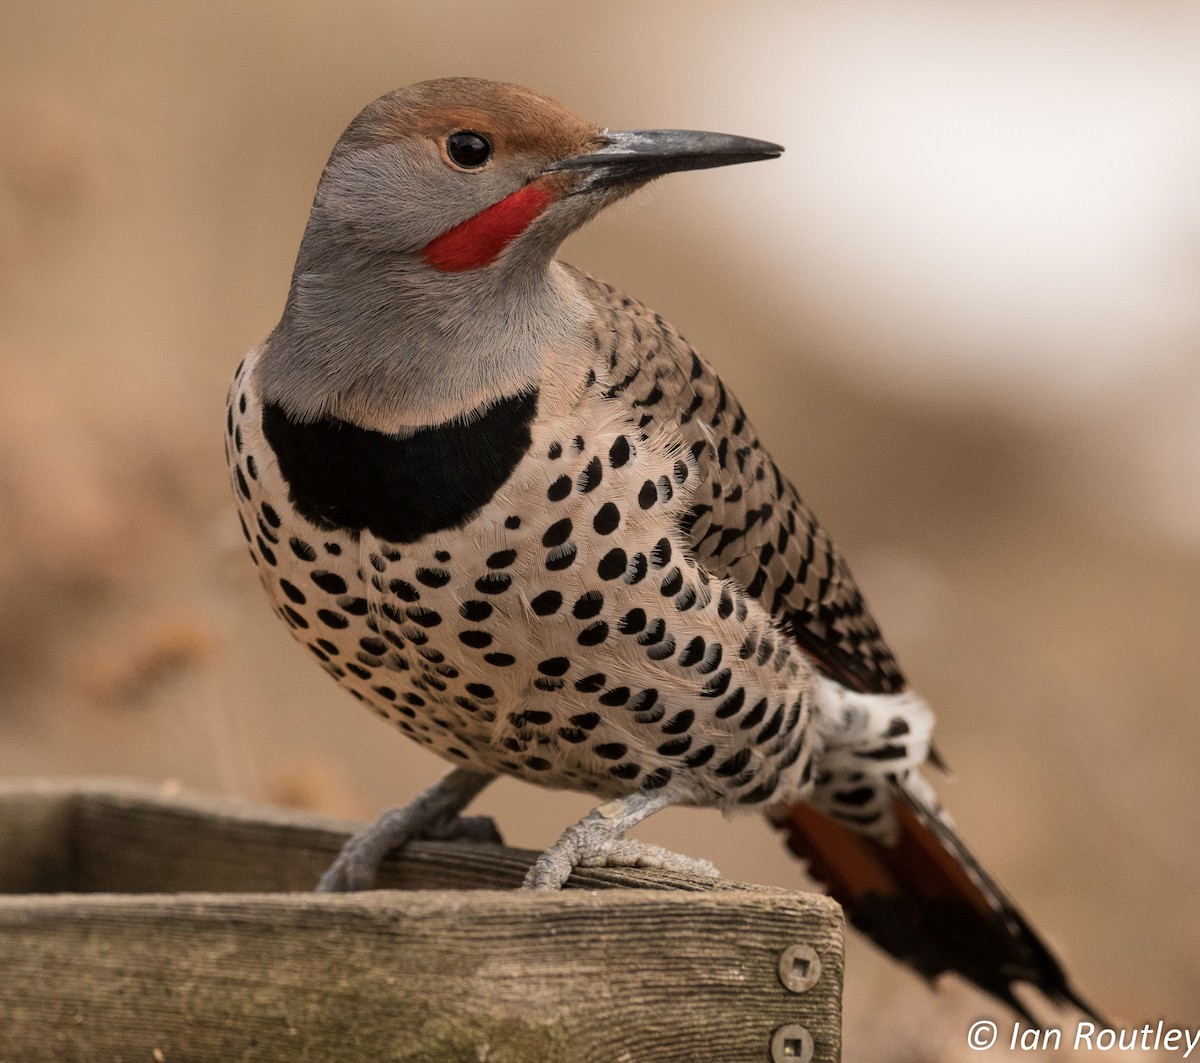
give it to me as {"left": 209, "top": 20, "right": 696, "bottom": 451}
{"left": 0, "top": 779, "right": 843, "bottom": 1062}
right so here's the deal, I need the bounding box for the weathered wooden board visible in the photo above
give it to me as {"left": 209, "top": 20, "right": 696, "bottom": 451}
{"left": 0, "top": 779, "right": 843, "bottom": 1063}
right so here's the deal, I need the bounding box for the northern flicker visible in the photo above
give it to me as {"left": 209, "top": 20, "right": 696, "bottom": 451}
{"left": 227, "top": 77, "right": 1102, "bottom": 1020}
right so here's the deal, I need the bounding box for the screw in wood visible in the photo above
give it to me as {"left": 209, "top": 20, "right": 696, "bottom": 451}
{"left": 778, "top": 943, "right": 821, "bottom": 993}
{"left": 770, "top": 1023, "right": 815, "bottom": 1063}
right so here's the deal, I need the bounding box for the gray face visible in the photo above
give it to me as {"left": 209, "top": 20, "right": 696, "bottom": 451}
{"left": 315, "top": 135, "right": 546, "bottom": 255}
{"left": 260, "top": 113, "right": 606, "bottom": 431}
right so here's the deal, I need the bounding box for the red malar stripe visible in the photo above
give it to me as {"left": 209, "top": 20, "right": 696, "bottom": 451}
{"left": 423, "top": 183, "right": 555, "bottom": 272}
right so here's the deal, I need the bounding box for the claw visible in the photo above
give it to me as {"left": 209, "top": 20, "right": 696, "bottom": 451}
{"left": 316, "top": 768, "right": 494, "bottom": 892}
{"left": 521, "top": 792, "right": 719, "bottom": 889}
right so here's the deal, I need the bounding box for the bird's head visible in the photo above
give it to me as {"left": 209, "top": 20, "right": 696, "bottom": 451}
{"left": 263, "top": 78, "right": 782, "bottom": 429}
{"left": 311, "top": 77, "right": 783, "bottom": 273}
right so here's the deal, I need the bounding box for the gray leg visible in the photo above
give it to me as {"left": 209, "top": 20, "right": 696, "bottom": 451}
{"left": 522, "top": 791, "right": 720, "bottom": 890}
{"left": 317, "top": 768, "right": 496, "bottom": 892}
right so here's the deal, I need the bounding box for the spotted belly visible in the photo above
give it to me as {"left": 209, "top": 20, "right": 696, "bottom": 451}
{"left": 226, "top": 351, "right": 817, "bottom": 810}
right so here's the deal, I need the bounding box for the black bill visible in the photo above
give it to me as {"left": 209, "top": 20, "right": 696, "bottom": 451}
{"left": 545, "top": 128, "right": 784, "bottom": 192}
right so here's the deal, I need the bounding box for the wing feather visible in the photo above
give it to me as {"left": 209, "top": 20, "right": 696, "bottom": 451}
{"left": 573, "top": 267, "right": 904, "bottom": 695}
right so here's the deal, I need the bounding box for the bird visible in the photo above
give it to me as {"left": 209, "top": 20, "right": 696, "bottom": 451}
{"left": 226, "top": 76, "right": 1102, "bottom": 1021}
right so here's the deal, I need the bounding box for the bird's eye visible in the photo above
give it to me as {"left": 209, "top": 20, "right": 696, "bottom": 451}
{"left": 445, "top": 131, "right": 493, "bottom": 169}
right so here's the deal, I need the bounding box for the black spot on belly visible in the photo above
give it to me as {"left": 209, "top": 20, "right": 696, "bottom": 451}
{"left": 617, "top": 608, "right": 646, "bottom": 635}
{"left": 460, "top": 600, "right": 493, "bottom": 622}
{"left": 261, "top": 389, "right": 537, "bottom": 542}
{"left": 311, "top": 570, "right": 347, "bottom": 595}
{"left": 715, "top": 748, "right": 752, "bottom": 777}
{"left": 282, "top": 606, "right": 309, "bottom": 629}
{"left": 530, "top": 590, "right": 562, "bottom": 615}
{"left": 660, "top": 568, "right": 683, "bottom": 596}
{"left": 542, "top": 517, "right": 572, "bottom": 548}
{"left": 657, "top": 735, "right": 692, "bottom": 756}
{"left": 577, "top": 456, "right": 602, "bottom": 493}
{"left": 545, "top": 544, "right": 577, "bottom": 571}
{"left": 642, "top": 767, "right": 672, "bottom": 790}
{"left": 593, "top": 502, "right": 620, "bottom": 535}
{"left": 756, "top": 706, "right": 785, "bottom": 744}
{"left": 416, "top": 567, "right": 451, "bottom": 588}
{"left": 661, "top": 709, "right": 694, "bottom": 735}
{"left": 739, "top": 697, "right": 768, "bottom": 729}
{"left": 405, "top": 607, "right": 442, "bottom": 628}
{"left": 717, "top": 588, "right": 735, "bottom": 619}
{"left": 597, "top": 548, "right": 627, "bottom": 581}
{"left": 625, "top": 553, "right": 648, "bottom": 584}
{"left": 608, "top": 436, "right": 630, "bottom": 468}
{"left": 577, "top": 621, "right": 609, "bottom": 646}
{"left": 279, "top": 580, "right": 306, "bottom": 604}
{"left": 475, "top": 573, "right": 512, "bottom": 595}
{"left": 573, "top": 591, "right": 604, "bottom": 619}
{"left": 595, "top": 742, "right": 627, "bottom": 760}
{"left": 715, "top": 688, "right": 746, "bottom": 719}
{"left": 289, "top": 537, "right": 317, "bottom": 562}
{"left": 389, "top": 579, "right": 420, "bottom": 602}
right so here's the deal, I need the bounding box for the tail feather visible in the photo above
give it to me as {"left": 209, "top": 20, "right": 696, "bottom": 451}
{"left": 772, "top": 787, "right": 1107, "bottom": 1024}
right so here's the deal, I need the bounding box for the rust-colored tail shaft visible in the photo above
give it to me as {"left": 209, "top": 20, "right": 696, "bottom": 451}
{"left": 772, "top": 796, "right": 1106, "bottom": 1022}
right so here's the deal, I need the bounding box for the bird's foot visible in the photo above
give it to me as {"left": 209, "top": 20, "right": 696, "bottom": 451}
{"left": 420, "top": 813, "right": 503, "bottom": 845}
{"left": 316, "top": 769, "right": 495, "bottom": 892}
{"left": 521, "top": 795, "right": 719, "bottom": 890}
{"left": 318, "top": 811, "right": 502, "bottom": 891}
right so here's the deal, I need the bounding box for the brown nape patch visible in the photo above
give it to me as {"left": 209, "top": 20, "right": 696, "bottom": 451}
{"left": 332, "top": 77, "right": 604, "bottom": 165}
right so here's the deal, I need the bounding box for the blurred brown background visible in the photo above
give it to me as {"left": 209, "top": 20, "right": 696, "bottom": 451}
{"left": 2, "top": 0, "right": 1197, "bottom": 1057}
